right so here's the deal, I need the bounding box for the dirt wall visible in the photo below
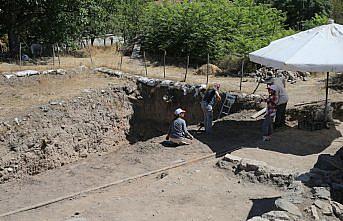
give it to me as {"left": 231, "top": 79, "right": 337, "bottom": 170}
{"left": 0, "top": 85, "right": 134, "bottom": 183}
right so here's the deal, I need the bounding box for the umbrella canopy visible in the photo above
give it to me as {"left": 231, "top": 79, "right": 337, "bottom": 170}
{"left": 249, "top": 20, "right": 343, "bottom": 73}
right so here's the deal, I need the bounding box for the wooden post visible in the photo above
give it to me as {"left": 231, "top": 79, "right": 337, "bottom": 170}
{"left": 324, "top": 72, "right": 330, "bottom": 123}
{"left": 184, "top": 55, "right": 189, "bottom": 82}
{"left": 19, "top": 43, "right": 22, "bottom": 67}
{"left": 57, "top": 44, "right": 61, "bottom": 67}
{"left": 52, "top": 44, "right": 55, "bottom": 66}
{"left": 163, "top": 50, "right": 166, "bottom": 79}
{"left": 206, "top": 53, "right": 209, "bottom": 85}
{"left": 240, "top": 59, "right": 245, "bottom": 91}
{"left": 120, "top": 52, "right": 123, "bottom": 70}
{"left": 143, "top": 51, "right": 148, "bottom": 76}
{"left": 88, "top": 44, "right": 93, "bottom": 65}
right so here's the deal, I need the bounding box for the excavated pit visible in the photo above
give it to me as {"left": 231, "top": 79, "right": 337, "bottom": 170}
{"left": 0, "top": 68, "right": 263, "bottom": 184}
{"left": 0, "top": 68, "right": 342, "bottom": 188}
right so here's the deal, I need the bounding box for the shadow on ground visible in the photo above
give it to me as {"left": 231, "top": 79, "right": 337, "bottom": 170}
{"left": 191, "top": 119, "right": 342, "bottom": 157}
{"left": 247, "top": 197, "right": 279, "bottom": 219}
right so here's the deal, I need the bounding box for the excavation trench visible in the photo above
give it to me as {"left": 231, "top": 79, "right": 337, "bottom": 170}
{"left": 0, "top": 70, "right": 262, "bottom": 184}
{"left": 0, "top": 68, "right": 342, "bottom": 185}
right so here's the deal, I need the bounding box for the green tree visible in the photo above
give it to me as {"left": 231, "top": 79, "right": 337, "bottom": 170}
{"left": 0, "top": 0, "right": 82, "bottom": 55}
{"left": 141, "top": 0, "right": 292, "bottom": 61}
{"left": 303, "top": 13, "right": 329, "bottom": 29}
{"left": 331, "top": 0, "right": 343, "bottom": 24}
{"left": 255, "top": 0, "right": 332, "bottom": 29}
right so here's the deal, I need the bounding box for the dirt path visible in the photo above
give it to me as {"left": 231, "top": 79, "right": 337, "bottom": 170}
{"left": 1, "top": 157, "right": 282, "bottom": 221}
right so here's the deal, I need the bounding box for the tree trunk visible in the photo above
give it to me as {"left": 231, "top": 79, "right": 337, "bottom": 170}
{"left": 91, "top": 37, "right": 95, "bottom": 46}
{"left": 8, "top": 28, "right": 19, "bottom": 57}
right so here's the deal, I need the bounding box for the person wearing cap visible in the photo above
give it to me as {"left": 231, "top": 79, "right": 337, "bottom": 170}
{"left": 262, "top": 85, "right": 278, "bottom": 141}
{"left": 166, "top": 108, "right": 194, "bottom": 145}
{"left": 200, "top": 83, "right": 221, "bottom": 134}
{"left": 266, "top": 76, "right": 288, "bottom": 128}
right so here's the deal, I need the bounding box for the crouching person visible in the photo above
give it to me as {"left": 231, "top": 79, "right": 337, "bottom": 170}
{"left": 166, "top": 108, "right": 194, "bottom": 145}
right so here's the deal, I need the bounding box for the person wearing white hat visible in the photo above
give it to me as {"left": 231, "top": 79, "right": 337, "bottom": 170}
{"left": 166, "top": 108, "right": 194, "bottom": 145}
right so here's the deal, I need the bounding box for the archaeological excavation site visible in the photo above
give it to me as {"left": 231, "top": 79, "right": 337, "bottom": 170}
{"left": 0, "top": 66, "right": 341, "bottom": 221}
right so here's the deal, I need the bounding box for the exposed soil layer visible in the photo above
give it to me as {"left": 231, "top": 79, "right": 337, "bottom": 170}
{"left": 0, "top": 83, "right": 135, "bottom": 183}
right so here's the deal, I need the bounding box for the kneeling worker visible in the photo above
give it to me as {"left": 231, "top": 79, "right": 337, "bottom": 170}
{"left": 166, "top": 108, "right": 194, "bottom": 145}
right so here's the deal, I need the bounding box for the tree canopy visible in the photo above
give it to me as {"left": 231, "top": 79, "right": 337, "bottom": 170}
{"left": 0, "top": 0, "right": 336, "bottom": 60}
{"left": 255, "top": 0, "right": 332, "bottom": 29}
{"left": 141, "top": 0, "right": 293, "bottom": 60}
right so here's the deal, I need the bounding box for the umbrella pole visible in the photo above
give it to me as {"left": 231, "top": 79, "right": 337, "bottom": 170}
{"left": 324, "top": 72, "right": 329, "bottom": 123}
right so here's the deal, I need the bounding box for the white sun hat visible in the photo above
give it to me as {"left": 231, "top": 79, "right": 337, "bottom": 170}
{"left": 174, "top": 108, "right": 186, "bottom": 115}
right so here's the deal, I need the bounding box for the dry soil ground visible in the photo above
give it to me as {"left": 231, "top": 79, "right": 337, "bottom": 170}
{"left": 0, "top": 53, "right": 342, "bottom": 220}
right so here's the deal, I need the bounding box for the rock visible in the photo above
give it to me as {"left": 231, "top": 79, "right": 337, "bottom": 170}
{"left": 4, "top": 74, "right": 14, "bottom": 79}
{"left": 261, "top": 211, "right": 291, "bottom": 220}
{"left": 15, "top": 70, "right": 40, "bottom": 77}
{"left": 247, "top": 217, "right": 269, "bottom": 221}
{"left": 239, "top": 159, "right": 267, "bottom": 172}
{"left": 314, "top": 199, "right": 333, "bottom": 216}
{"left": 159, "top": 172, "right": 168, "bottom": 179}
{"left": 40, "top": 105, "right": 49, "bottom": 112}
{"left": 331, "top": 201, "right": 343, "bottom": 220}
{"left": 287, "top": 181, "right": 304, "bottom": 193}
{"left": 216, "top": 160, "right": 231, "bottom": 169}
{"left": 275, "top": 198, "right": 302, "bottom": 217}
{"left": 312, "top": 187, "right": 331, "bottom": 200}
{"left": 223, "top": 154, "right": 242, "bottom": 164}
{"left": 310, "top": 205, "right": 320, "bottom": 220}
{"left": 283, "top": 193, "right": 304, "bottom": 204}
{"left": 80, "top": 152, "right": 88, "bottom": 158}
{"left": 56, "top": 69, "right": 66, "bottom": 75}
{"left": 6, "top": 167, "right": 14, "bottom": 172}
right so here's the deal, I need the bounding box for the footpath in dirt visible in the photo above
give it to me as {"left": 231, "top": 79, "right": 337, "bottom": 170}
{"left": 0, "top": 144, "right": 282, "bottom": 221}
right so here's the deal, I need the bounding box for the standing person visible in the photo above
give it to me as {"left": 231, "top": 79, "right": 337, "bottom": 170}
{"left": 262, "top": 85, "right": 278, "bottom": 141}
{"left": 166, "top": 108, "right": 194, "bottom": 145}
{"left": 200, "top": 83, "right": 221, "bottom": 134}
{"left": 268, "top": 76, "right": 288, "bottom": 128}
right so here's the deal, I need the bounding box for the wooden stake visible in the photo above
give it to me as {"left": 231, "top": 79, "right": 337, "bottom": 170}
{"left": 163, "top": 50, "right": 166, "bottom": 79}
{"left": 52, "top": 44, "right": 55, "bottom": 66}
{"left": 57, "top": 44, "right": 61, "bottom": 67}
{"left": 19, "top": 43, "right": 22, "bottom": 67}
{"left": 240, "top": 59, "right": 245, "bottom": 91}
{"left": 206, "top": 53, "right": 209, "bottom": 85}
{"left": 184, "top": 55, "right": 189, "bottom": 82}
{"left": 88, "top": 44, "right": 93, "bottom": 65}
{"left": 143, "top": 51, "right": 148, "bottom": 76}
{"left": 120, "top": 53, "right": 123, "bottom": 71}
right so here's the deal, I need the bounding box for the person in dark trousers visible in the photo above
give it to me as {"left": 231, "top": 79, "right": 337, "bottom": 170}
{"left": 166, "top": 108, "right": 194, "bottom": 145}
{"left": 262, "top": 85, "right": 278, "bottom": 141}
{"left": 200, "top": 83, "right": 221, "bottom": 134}
{"left": 267, "top": 77, "right": 288, "bottom": 128}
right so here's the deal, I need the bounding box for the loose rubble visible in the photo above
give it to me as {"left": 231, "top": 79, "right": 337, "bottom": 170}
{"left": 3, "top": 69, "right": 67, "bottom": 79}
{"left": 250, "top": 67, "right": 311, "bottom": 84}
{"left": 219, "top": 152, "right": 343, "bottom": 221}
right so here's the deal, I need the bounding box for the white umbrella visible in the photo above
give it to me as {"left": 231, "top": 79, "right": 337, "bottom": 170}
{"left": 249, "top": 19, "right": 343, "bottom": 120}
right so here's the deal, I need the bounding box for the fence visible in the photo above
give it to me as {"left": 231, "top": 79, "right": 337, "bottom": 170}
{"left": 1, "top": 41, "right": 255, "bottom": 93}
